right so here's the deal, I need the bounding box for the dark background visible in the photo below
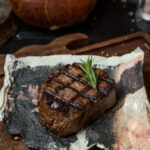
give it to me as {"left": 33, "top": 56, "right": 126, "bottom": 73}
{"left": 0, "top": 0, "right": 140, "bottom": 54}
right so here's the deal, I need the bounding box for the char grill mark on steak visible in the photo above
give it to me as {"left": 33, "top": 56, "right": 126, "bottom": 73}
{"left": 42, "top": 63, "right": 114, "bottom": 112}
{"left": 43, "top": 88, "right": 84, "bottom": 110}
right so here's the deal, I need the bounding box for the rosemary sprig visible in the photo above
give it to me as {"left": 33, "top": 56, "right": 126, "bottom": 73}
{"left": 9, "top": 146, "right": 13, "bottom": 150}
{"left": 79, "top": 57, "right": 100, "bottom": 88}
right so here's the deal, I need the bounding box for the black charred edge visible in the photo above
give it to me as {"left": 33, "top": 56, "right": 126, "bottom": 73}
{"left": 52, "top": 77, "right": 99, "bottom": 100}
{"left": 100, "top": 76, "right": 114, "bottom": 85}
{"left": 97, "top": 78, "right": 114, "bottom": 96}
{"left": 58, "top": 64, "right": 113, "bottom": 97}
{"left": 116, "top": 61, "right": 144, "bottom": 99}
{"left": 72, "top": 63, "right": 115, "bottom": 85}
{"left": 61, "top": 65, "right": 114, "bottom": 97}
{"left": 44, "top": 88, "right": 84, "bottom": 111}
{"left": 48, "top": 77, "right": 102, "bottom": 103}
{"left": 60, "top": 69, "right": 88, "bottom": 85}
{"left": 97, "top": 86, "right": 107, "bottom": 95}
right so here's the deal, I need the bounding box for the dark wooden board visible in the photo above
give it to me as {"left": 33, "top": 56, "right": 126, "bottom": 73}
{"left": 0, "top": 31, "right": 150, "bottom": 150}
{"left": 0, "top": 123, "right": 29, "bottom": 150}
{"left": 0, "top": 32, "right": 150, "bottom": 97}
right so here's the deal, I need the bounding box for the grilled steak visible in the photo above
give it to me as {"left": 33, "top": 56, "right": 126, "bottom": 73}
{"left": 39, "top": 63, "right": 116, "bottom": 137}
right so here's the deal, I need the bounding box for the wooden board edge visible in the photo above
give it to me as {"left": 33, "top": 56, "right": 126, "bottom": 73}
{"left": 70, "top": 32, "right": 150, "bottom": 54}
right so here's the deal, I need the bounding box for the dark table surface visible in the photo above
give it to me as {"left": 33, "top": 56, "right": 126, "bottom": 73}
{"left": 0, "top": 0, "right": 141, "bottom": 54}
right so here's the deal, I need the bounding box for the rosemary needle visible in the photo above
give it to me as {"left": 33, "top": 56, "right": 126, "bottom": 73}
{"left": 9, "top": 146, "right": 13, "bottom": 150}
{"left": 79, "top": 57, "right": 100, "bottom": 88}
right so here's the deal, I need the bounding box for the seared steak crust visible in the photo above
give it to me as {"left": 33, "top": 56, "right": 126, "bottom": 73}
{"left": 39, "top": 63, "right": 116, "bottom": 137}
